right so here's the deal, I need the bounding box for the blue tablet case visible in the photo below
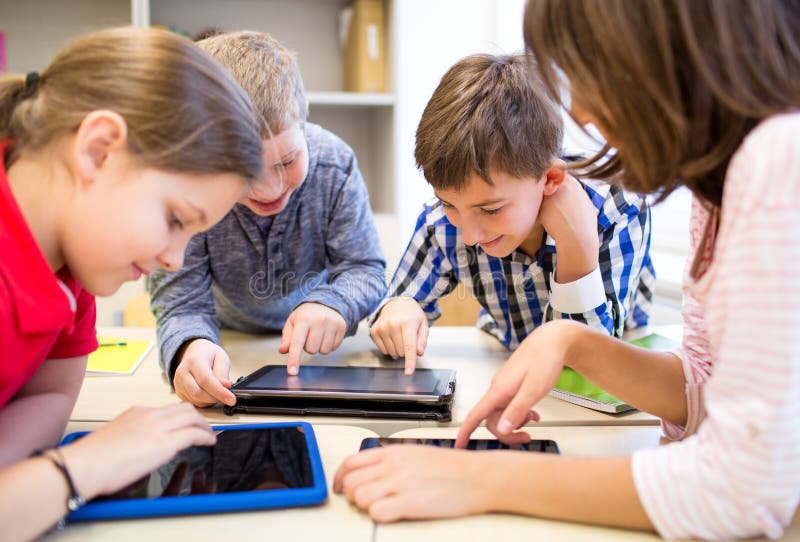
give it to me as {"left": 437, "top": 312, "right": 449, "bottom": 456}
{"left": 59, "top": 422, "right": 327, "bottom": 522}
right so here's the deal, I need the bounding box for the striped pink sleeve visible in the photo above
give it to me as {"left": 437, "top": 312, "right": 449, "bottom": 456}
{"left": 660, "top": 199, "right": 714, "bottom": 441}
{"left": 632, "top": 114, "right": 800, "bottom": 540}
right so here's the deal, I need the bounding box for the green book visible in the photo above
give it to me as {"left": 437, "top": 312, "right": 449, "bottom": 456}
{"left": 549, "top": 333, "right": 679, "bottom": 413}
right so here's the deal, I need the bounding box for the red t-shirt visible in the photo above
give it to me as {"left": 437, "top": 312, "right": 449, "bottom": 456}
{"left": 0, "top": 141, "right": 98, "bottom": 409}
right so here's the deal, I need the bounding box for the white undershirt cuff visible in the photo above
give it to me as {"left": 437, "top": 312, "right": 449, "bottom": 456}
{"left": 549, "top": 265, "right": 606, "bottom": 314}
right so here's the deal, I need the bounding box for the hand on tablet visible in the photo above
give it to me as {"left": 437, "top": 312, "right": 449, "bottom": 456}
{"left": 334, "top": 444, "right": 490, "bottom": 522}
{"left": 369, "top": 297, "right": 429, "bottom": 375}
{"left": 59, "top": 403, "right": 216, "bottom": 499}
{"left": 174, "top": 339, "right": 236, "bottom": 407}
{"left": 455, "top": 321, "right": 583, "bottom": 448}
{"left": 279, "top": 302, "right": 347, "bottom": 375}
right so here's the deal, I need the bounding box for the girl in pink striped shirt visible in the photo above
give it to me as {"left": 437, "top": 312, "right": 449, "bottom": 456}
{"left": 334, "top": 1, "right": 800, "bottom": 538}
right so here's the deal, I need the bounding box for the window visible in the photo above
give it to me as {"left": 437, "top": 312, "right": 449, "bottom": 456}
{"left": 648, "top": 188, "right": 691, "bottom": 301}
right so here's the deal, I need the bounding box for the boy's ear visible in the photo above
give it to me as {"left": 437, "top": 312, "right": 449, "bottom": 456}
{"left": 541, "top": 159, "right": 568, "bottom": 196}
{"left": 72, "top": 110, "right": 129, "bottom": 185}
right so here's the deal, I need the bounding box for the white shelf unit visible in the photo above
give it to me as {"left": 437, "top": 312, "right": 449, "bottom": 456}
{"left": 307, "top": 91, "right": 395, "bottom": 106}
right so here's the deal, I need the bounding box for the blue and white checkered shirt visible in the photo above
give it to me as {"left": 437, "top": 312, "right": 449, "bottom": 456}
{"left": 384, "top": 179, "right": 655, "bottom": 350}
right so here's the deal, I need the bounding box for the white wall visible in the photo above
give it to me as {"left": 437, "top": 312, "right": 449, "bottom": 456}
{"left": 393, "top": 0, "right": 496, "bottom": 237}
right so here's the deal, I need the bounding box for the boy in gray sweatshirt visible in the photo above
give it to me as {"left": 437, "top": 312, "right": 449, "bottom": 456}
{"left": 149, "top": 31, "right": 386, "bottom": 408}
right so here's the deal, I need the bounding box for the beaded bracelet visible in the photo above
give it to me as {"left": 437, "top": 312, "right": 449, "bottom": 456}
{"left": 33, "top": 448, "right": 86, "bottom": 514}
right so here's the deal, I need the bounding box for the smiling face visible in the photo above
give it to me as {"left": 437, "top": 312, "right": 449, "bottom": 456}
{"left": 435, "top": 168, "right": 547, "bottom": 258}
{"left": 241, "top": 123, "right": 309, "bottom": 216}
{"left": 60, "top": 159, "right": 246, "bottom": 296}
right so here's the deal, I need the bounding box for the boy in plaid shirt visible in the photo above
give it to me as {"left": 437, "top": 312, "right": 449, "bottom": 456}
{"left": 370, "top": 53, "right": 654, "bottom": 373}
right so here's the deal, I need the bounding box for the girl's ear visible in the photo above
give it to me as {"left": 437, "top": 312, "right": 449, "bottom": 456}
{"left": 72, "top": 110, "right": 128, "bottom": 185}
{"left": 541, "top": 159, "right": 568, "bottom": 196}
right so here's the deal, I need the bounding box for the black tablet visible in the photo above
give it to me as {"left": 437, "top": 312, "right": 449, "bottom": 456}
{"left": 60, "top": 423, "right": 327, "bottom": 522}
{"left": 231, "top": 365, "right": 456, "bottom": 404}
{"left": 224, "top": 395, "right": 454, "bottom": 421}
{"left": 360, "top": 437, "right": 560, "bottom": 454}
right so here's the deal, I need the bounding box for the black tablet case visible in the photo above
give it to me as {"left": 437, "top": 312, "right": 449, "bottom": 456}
{"left": 224, "top": 376, "right": 455, "bottom": 422}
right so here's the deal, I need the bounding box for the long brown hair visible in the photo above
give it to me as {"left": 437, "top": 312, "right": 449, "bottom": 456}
{"left": 0, "top": 26, "right": 263, "bottom": 181}
{"left": 524, "top": 0, "right": 800, "bottom": 206}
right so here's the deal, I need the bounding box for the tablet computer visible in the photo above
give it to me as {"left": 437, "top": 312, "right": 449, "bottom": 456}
{"left": 225, "top": 366, "right": 456, "bottom": 421}
{"left": 360, "top": 437, "right": 560, "bottom": 454}
{"left": 230, "top": 365, "right": 456, "bottom": 404}
{"left": 59, "top": 422, "right": 327, "bottom": 522}
{"left": 224, "top": 395, "right": 454, "bottom": 421}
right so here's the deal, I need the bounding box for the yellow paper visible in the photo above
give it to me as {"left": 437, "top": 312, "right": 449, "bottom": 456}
{"left": 86, "top": 335, "right": 153, "bottom": 376}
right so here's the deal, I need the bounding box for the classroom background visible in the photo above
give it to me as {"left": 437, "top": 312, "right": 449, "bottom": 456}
{"left": 0, "top": 0, "right": 687, "bottom": 328}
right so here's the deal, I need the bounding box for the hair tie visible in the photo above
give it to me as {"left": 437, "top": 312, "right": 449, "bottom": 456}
{"left": 24, "top": 71, "right": 40, "bottom": 97}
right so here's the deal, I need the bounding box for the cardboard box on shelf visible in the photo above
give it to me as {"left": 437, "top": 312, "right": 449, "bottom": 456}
{"left": 342, "top": 0, "right": 386, "bottom": 93}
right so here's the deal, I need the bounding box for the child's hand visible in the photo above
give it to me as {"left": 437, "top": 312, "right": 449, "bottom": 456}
{"left": 279, "top": 303, "right": 347, "bottom": 375}
{"left": 333, "top": 444, "right": 491, "bottom": 523}
{"left": 174, "top": 339, "right": 235, "bottom": 407}
{"left": 369, "top": 297, "right": 429, "bottom": 375}
{"left": 455, "top": 320, "right": 586, "bottom": 448}
{"left": 538, "top": 173, "right": 600, "bottom": 283}
{"left": 60, "top": 403, "right": 216, "bottom": 499}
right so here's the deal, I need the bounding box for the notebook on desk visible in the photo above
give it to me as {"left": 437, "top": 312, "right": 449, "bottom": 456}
{"left": 548, "top": 333, "right": 680, "bottom": 413}
{"left": 86, "top": 335, "right": 153, "bottom": 376}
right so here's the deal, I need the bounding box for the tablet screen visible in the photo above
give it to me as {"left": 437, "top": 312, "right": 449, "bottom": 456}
{"left": 235, "top": 365, "right": 450, "bottom": 397}
{"left": 360, "top": 437, "right": 560, "bottom": 454}
{"left": 96, "top": 426, "right": 314, "bottom": 501}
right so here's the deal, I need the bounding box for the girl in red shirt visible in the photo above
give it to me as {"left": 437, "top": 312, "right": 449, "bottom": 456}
{"left": 0, "top": 27, "right": 263, "bottom": 539}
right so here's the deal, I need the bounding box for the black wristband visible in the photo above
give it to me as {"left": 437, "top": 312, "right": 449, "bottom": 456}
{"left": 33, "top": 448, "right": 86, "bottom": 513}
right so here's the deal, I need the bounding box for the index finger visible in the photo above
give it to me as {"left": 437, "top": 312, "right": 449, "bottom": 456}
{"left": 279, "top": 318, "right": 294, "bottom": 354}
{"left": 401, "top": 322, "right": 418, "bottom": 375}
{"left": 287, "top": 321, "right": 310, "bottom": 375}
{"left": 454, "top": 391, "right": 502, "bottom": 448}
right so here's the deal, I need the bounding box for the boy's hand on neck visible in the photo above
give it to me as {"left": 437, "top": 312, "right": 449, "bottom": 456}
{"left": 538, "top": 175, "right": 600, "bottom": 283}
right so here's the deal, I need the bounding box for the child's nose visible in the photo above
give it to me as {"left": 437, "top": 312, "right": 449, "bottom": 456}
{"left": 250, "top": 168, "right": 286, "bottom": 201}
{"left": 461, "top": 222, "right": 485, "bottom": 246}
{"left": 249, "top": 173, "right": 284, "bottom": 201}
{"left": 156, "top": 242, "right": 186, "bottom": 272}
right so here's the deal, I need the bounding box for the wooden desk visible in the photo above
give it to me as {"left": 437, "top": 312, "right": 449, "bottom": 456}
{"left": 375, "top": 426, "right": 800, "bottom": 542}
{"left": 71, "top": 326, "right": 659, "bottom": 434}
{"left": 44, "top": 423, "right": 377, "bottom": 542}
